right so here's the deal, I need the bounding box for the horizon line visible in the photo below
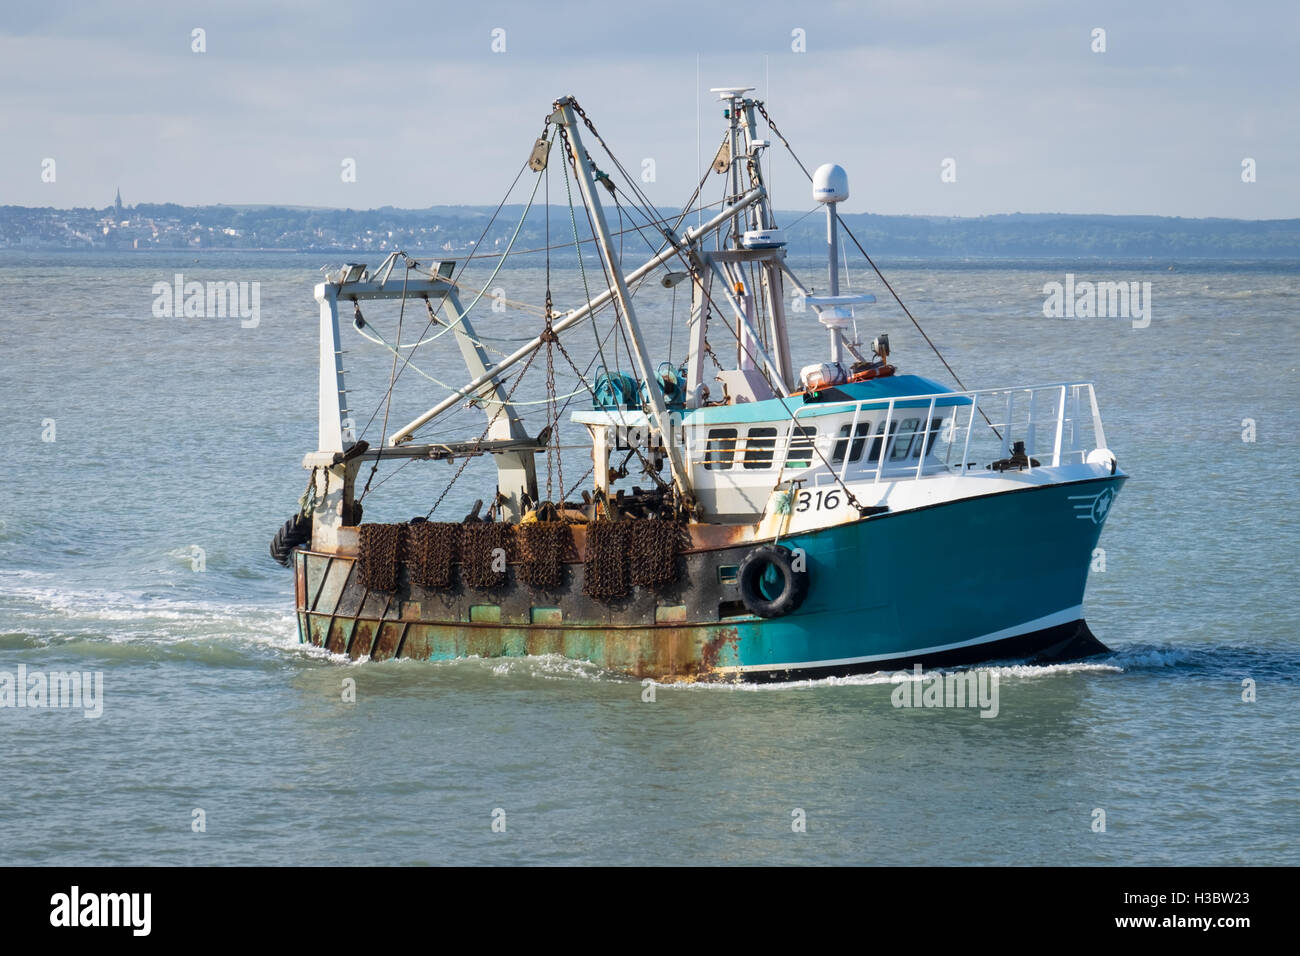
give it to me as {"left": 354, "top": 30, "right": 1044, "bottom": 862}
{"left": 3, "top": 202, "right": 1298, "bottom": 224}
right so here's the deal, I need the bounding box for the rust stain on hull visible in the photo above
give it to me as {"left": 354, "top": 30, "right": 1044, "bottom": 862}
{"left": 296, "top": 546, "right": 752, "bottom": 681}
{"left": 349, "top": 620, "right": 378, "bottom": 660}
{"left": 700, "top": 626, "right": 741, "bottom": 675}
{"left": 300, "top": 613, "right": 741, "bottom": 681}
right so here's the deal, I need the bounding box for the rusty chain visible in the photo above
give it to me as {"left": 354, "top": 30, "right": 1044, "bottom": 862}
{"left": 406, "top": 521, "right": 460, "bottom": 589}
{"left": 628, "top": 518, "right": 685, "bottom": 588}
{"left": 357, "top": 523, "right": 404, "bottom": 592}
{"left": 460, "top": 522, "right": 513, "bottom": 589}
{"left": 582, "top": 520, "right": 630, "bottom": 601}
{"left": 516, "top": 520, "right": 571, "bottom": 590}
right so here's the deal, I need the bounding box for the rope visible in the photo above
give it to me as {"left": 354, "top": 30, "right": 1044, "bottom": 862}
{"left": 424, "top": 349, "right": 542, "bottom": 519}
{"left": 397, "top": 139, "right": 551, "bottom": 354}
{"left": 352, "top": 317, "right": 587, "bottom": 404}
{"left": 357, "top": 153, "right": 538, "bottom": 432}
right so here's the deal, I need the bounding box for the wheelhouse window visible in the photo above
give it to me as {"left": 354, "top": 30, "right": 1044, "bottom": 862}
{"left": 923, "top": 418, "right": 945, "bottom": 456}
{"left": 743, "top": 427, "right": 777, "bottom": 470}
{"left": 704, "top": 428, "right": 738, "bottom": 470}
{"left": 832, "top": 422, "right": 873, "bottom": 464}
{"left": 785, "top": 426, "right": 817, "bottom": 468}
{"left": 889, "top": 418, "right": 922, "bottom": 461}
{"left": 868, "top": 420, "right": 896, "bottom": 465}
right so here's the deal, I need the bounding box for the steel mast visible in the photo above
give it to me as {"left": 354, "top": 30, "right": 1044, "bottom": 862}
{"left": 552, "top": 97, "right": 692, "bottom": 498}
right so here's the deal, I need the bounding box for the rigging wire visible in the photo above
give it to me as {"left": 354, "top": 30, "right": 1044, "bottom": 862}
{"left": 556, "top": 104, "right": 781, "bottom": 402}
{"left": 754, "top": 100, "right": 1000, "bottom": 437}
{"left": 423, "top": 351, "right": 540, "bottom": 519}
{"left": 558, "top": 124, "right": 616, "bottom": 379}
{"left": 439, "top": 199, "right": 726, "bottom": 262}
{"left": 353, "top": 318, "right": 588, "bottom": 404}
{"left": 396, "top": 145, "right": 551, "bottom": 353}
{"left": 354, "top": 150, "right": 542, "bottom": 437}
{"left": 398, "top": 268, "right": 634, "bottom": 447}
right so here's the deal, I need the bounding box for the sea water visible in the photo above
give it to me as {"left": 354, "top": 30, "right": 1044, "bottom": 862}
{"left": 2, "top": 250, "right": 1296, "bottom": 864}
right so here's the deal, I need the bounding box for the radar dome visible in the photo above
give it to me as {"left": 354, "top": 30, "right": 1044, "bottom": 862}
{"left": 812, "top": 163, "right": 849, "bottom": 204}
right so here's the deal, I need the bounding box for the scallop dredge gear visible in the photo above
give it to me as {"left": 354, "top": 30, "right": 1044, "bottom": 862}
{"left": 355, "top": 514, "right": 683, "bottom": 597}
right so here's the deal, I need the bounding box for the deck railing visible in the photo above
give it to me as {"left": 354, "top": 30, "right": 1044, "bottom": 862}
{"left": 750, "top": 381, "right": 1108, "bottom": 490}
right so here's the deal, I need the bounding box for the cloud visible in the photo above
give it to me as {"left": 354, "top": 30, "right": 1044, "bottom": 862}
{"left": 1, "top": 0, "right": 1295, "bottom": 217}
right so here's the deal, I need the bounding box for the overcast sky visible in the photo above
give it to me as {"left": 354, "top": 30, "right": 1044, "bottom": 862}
{"left": 2, "top": 0, "right": 1295, "bottom": 218}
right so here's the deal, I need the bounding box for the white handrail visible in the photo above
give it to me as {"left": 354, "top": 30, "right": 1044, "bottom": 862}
{"left": 840, "top": 401, "right": 864, "bottom": 483}
{"left": 874, "top": 400, "right": 896, "bottom": 486}
{"left": 914, "top": 397, "right": 937, "bottom": 480}
{"left": 697, "top": 380, "right": 1102, "bottom": 502}
{"left": 961, "top": 392, "right": 979, "bottom": 472}
{"left": 1052, "top": 385, "right": 1066, "bottom": 466}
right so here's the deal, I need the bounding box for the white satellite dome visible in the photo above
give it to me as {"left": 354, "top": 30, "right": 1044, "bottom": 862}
{"left": 812, "top": 163, "right": 849, "bottom": 204}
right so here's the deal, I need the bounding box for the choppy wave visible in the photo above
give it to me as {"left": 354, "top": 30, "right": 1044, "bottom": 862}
{"left": 1197, "top": 284, "right": 1300, "bottom": 299}
{"left": 304, "top": 651, "right": 613, "bottom": 681}
{"left": 1105, "top": 641, "right": 1298, "bottom": 682}
{"left": 0, "top": 570, "right": 300, "bottom": 663}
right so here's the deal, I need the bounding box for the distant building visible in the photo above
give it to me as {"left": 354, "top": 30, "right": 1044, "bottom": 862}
{"left": 114, "top": 188, "right": 123, "bottom": 217}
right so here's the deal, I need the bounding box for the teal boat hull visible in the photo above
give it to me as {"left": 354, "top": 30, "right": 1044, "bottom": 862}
{"left": 296, "top": 475, "right": 1125, "bottom": 681}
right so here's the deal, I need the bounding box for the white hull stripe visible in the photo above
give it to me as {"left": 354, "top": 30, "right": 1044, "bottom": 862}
{"left": 718, "top": 605, "right": 1085, "bottom": 674}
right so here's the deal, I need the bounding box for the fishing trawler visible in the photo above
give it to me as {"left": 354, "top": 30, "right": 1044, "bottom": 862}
{"left": 272, "top": 90, "right": 1126, "bottom": 681}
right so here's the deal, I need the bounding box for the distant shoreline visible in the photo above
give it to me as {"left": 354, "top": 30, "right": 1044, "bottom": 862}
{"left": 3, "top": 249, "right": 1297, "bottom": 267}
{"left": 5, "top": 203, "right": 1298, "bottom": 222}
{"left": 4, "top": 204, "right": 1299, "bottom": 258}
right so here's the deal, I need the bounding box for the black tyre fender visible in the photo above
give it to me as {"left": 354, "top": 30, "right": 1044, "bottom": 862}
{"left": 270, "top": 513, "right": 312, "bottom": 567}
{"left": 737, "top": 544, "right": 809, "bottom": 618}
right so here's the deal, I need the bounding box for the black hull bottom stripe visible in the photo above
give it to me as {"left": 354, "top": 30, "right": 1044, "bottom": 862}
{"left": 741, "top": 619, "right": 1110, "bottom": 684}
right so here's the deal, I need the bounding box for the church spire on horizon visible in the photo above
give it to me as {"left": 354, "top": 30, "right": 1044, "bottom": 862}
{"left": 114, "top": 187, "right": 123, "bottom": 217}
